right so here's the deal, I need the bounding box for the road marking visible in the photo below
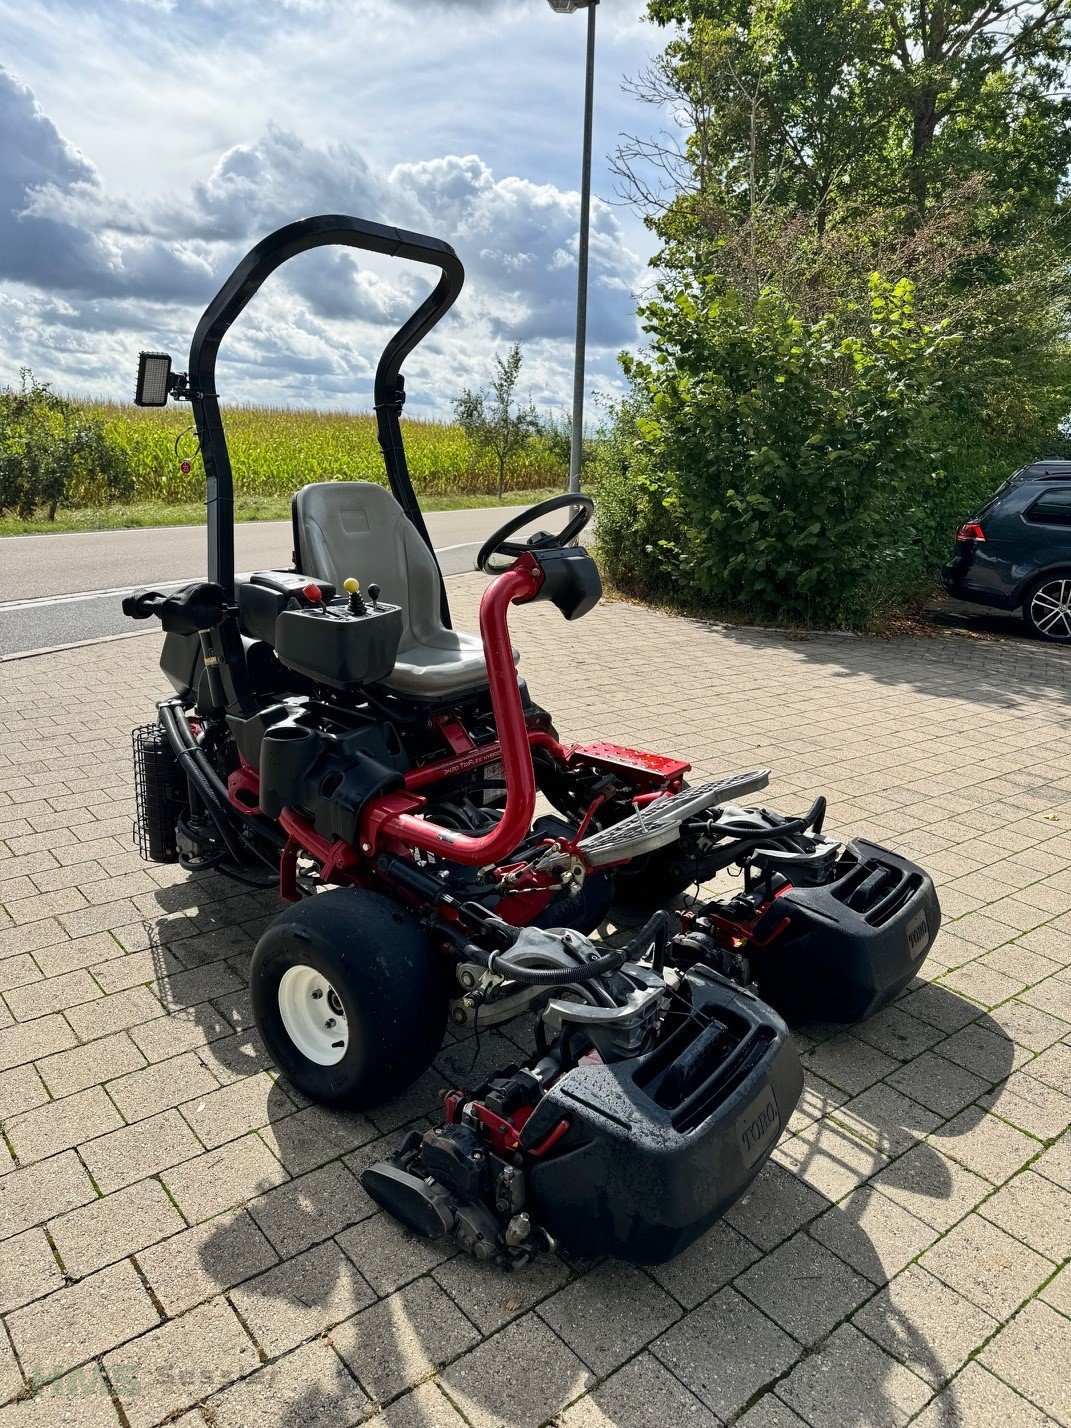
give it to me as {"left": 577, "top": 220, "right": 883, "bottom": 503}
{"left": 0, "top": 581, "right": 187, "bottom": 611}
{"left": 0, "top": 543, "right": 480, "bottom": 611}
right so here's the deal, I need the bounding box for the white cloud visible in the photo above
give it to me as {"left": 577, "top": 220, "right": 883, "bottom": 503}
{"left": 0, "top": 0, "right": 670, "bottom": 414}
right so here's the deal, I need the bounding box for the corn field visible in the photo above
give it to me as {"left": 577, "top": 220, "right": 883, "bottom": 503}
{"left": 83, "top": 402, "right": 566, "bottom": 505}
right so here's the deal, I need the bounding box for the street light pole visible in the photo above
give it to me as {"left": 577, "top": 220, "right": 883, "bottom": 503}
{"left": 548, "top": 0, "right": 598, "bottom": 496}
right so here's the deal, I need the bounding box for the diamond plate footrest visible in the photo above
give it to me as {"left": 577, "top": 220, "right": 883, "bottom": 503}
{"left": 577, "top": 768, "right": 771, "bottom": 867}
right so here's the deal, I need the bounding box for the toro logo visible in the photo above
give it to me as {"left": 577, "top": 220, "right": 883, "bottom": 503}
{"left": 906, "top": 910, "right": 930, "bottom": 960}
{"left": 737, "top": 1094, "right": 780, "bottom": 1167}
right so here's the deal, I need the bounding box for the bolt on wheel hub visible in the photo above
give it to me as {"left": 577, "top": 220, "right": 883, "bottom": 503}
{"left": 278, "top": 964, "right": 349, "bottom": 1065}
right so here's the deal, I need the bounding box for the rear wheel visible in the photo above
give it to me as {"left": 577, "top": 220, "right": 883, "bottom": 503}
{"left": 251, "top": 887, "right": 447, "bottom": 1109}
{"left": 1023, "top": 575, "right": 1071, "bottom": 644}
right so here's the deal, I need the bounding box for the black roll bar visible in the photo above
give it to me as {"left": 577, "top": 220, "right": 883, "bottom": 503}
{"left": 187, "top": 214, "right": 465, "bottom": 616}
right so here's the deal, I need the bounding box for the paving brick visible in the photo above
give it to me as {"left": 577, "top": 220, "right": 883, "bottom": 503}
{"left": 978, "top": 1169, "right": 1071, "bottom": 1261}
{"left": 103, "top": 1296, "right": 259, "bottom": 1428}
{"left": 8, "top": 1260, "right": 159, "bottom": 1386}
{"left": 648, "top": 1217, "right": 761, "bottom": 1310}
{"left": 260, "top": 1102, "right": 376, "bottom": 1175}
{"left": 1034, "top": 1133, "right": 1071, "bottom": 1192}
{"left": 979, "top": 1299, "right": 1071, "bottom": 1424}
{"left": 430, "top": 1248, "right": 570, "bottom": 1335}
{"left": 773, "top": 1119, "right": 886, "bottom": 1204}
{"left": 799, "top": 1035, "right": 900, "bottom": 1096}
{"left": 204, "top": 1340, "right": 367, "bottom": 1428}
{"left": 161, "top": 1133, "right": 287, "bottom": 1223}
{"left": 0, "top": 1364, "right": 121, "bottom": 1428}
{"left": 928, "top": 1106, "right": 1040, "bottom": 1184}
{"left": 35, "top": 1032, "right": 145, "bottom": 1099}
{"left": 0, "top": 1016, "right": 75, "bottom": 1073}
{"left": 359, "top": 1382, "right": 468, "bottom": 1428}
{"left": 886, "top": 1050, "right": 992, "bottom": 1117}
{"left": 441, "top": 1309, "right": 590, "bottom": 1428}
{"left": 922, "top": 1212, "right": 1053, "bottom": 1317}
{"left": 0, "top": 1228, "right": 62, "bottom": 1313}
{"left": 230, "top": 1239, "right": 375, "bottom": 1357}
{"left": 652, "top": 1287, "right": 798, "bottom": 1420}
{"left": 64, "top": 986, "right": 163, "bottom": 1042}
{"left": 537, "top": 1262, "right": 679, "bottom": 1377}
{"left": 736, "top": 1230, "right": 873, "bottom": 1346}
{"left": 559, "top": 1351, "right": 719, "bottom": 1428}
{"left": 0, "top": 1151, "right": 96, "bottom": 1239}
{"left": 852, "top": 1263, "right": 998, "bottom": 1386}
{"left": 128, "top": 1006, "right": 232, "bottom": 1063}
{"left": 912, "top": 1360, "right": 1054, "bottom": 1428}
{"left": 135, "top": 1210, "right": 277, "bottom": 1317}
{"left": 334, "top": 1276, "right": 481, "bottom": 1406}
{"left": 80, "top": 1108, "right": 203, "bottom": 1194}
{"left": 337, "top": 1210, "right": 455, "bottom": 1298}
{"left": 775, "top": 1323, "right": 929, "bottom": 1428}
{"left": 48, "top": 1177, "right": 185, "bottom": 1278}
{"left": 810, "top": 1186, "right": 939, "bottom": 1285}
{"left": 724, "top": 1160, "right": 829, "bottom": 1252}
{"left": 1025, "top": 1038, "right": 1071, "bottom": 1093}
{"left": 4, "top": 970, "right": 100, "bottom": 1023}
{"left": 246, "top": 1159, "right": 360, "bottom": 1258}
{"left": 868, "top": 1140, "right": 991, "bottom": 1231}
{"left": 6, "top": 1086, "right": 122, "bottom": 1165}
{"left": 981, "top": 1070, "right": 1071, "bottom": 1139}
{"left": 33, "top": 931, "right": 125, "bottom": 981}
{"left": 177, "top": 1071, "right": 285, "bottom": 1148}
{"left": 106, "top": 1050, "right": 218, "bottom": 1122}
{"left": 0, "top": 1064, "right": 48, "bottom": 1118}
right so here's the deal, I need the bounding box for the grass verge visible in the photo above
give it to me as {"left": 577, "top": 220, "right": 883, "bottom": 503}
{"left": 0, "top": 489, "right": 560, "bottom": 537}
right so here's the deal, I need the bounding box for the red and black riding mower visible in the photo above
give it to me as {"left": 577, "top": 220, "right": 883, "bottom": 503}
{"left": 125, "top": 215, "right": 940, "bottom": 1269}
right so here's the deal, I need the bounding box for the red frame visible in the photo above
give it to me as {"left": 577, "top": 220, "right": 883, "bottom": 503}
{"left": 213, "top": 550, "right": 688, "bottom": 910}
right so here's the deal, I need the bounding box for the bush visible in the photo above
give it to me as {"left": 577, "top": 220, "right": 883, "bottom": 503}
{"left": 594, "top": 274, "right": 1020, "bottom": 629}
{"left": 0, "top": 371, "right": 133, "bottom": 520}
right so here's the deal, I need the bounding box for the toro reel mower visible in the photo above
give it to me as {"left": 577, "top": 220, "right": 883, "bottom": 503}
{"left": 124, "top": 214, "right": 940, "bottom": 1268}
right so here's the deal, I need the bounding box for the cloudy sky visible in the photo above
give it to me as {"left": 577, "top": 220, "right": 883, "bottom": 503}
{"left": 0, "top": 0, "right": 674, "bottom": 419}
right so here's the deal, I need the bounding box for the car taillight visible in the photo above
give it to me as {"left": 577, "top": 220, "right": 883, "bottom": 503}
{"left": 956, "top": 522, "right": 986, "bottom": 543}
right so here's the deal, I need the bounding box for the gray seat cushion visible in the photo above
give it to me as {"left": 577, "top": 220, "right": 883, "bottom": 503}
{"left": 292, "top": 481, "right": 516, "bottom": 698}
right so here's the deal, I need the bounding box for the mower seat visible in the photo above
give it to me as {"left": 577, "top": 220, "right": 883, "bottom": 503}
{"left": 292, "top": 481, "right": 514, "bottom": 699}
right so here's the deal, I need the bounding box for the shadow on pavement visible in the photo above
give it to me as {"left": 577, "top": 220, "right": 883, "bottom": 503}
{"left": 702, "top": 610, "right": 1071, "bottom": 714}
{"left": 127, "top": 870, "right": 1020, "bottom": 1428}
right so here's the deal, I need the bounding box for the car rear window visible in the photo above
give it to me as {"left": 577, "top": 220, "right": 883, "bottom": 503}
{"left": 1026, "top": 490, "right": 1071, "bottom": 526}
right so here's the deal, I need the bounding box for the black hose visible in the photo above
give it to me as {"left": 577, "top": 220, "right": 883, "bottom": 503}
{"left": 486, "top": 910, "right": 672, "bottom": 987}
{"left": 158, "top": 702, "right": 248, "bottom": 866}
{"left": 487, "top": 944, "right": 627, "bottom": 985}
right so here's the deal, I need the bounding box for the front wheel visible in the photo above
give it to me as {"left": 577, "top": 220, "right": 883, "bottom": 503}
{"left": 1023, "top": 574, "right": 1071, "bottom": 644}
{"left": 251, "top": 888, "right": 447, "bottom": 1109}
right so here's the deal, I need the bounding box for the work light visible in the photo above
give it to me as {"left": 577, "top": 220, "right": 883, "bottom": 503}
{"left": 134, "top": 352, "right": 174, "bottom": 407}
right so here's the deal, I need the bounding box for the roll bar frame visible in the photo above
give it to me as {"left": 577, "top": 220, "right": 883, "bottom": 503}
{"left": 187, "top": 214, "right": 465, "bottom": 619}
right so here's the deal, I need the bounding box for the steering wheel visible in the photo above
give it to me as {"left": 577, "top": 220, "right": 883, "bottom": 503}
{"left": 477, "top": 494, "right": 595, "bottom": 574}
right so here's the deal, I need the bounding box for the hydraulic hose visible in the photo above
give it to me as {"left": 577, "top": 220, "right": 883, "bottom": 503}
{"left": 158, "top": 702, "right": 249, "bottom": 867}
{"left": 487, "top": 945, "right": 626, "bottom": 986}
{"left": 486, "top": 910, "right": 672, "bottom": 987}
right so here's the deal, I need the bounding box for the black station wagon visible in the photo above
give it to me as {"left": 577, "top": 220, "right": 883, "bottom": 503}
{"left": 942, "top": 461, "right": 1071, "bottom": 644}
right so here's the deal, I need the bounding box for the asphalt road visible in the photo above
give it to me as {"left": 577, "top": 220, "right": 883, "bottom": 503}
{"left": 0, "top": 505, "right": 525, "bottom": 658}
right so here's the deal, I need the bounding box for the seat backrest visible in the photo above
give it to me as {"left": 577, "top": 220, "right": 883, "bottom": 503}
{"left": 292, "top": 482, "right": 444, "bottom": 651}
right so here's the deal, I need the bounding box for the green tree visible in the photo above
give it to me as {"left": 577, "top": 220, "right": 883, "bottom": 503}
{"left": 453, "top": 345, "right": 540, "bottom": 500}
{"left": 596, "top": 0, "right": 1071, "bottom": 629}
{"left": 0, "top": 371, "right": 133, "bottom": 520}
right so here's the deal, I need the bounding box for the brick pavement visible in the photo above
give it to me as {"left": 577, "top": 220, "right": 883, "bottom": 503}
{"left": 0, "top": 573, "right": 1069, "bottom": 1427}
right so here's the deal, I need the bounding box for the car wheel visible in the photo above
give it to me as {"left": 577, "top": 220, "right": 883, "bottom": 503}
{"left": 1023, "top": 575, "right": 1071, "bottom": 644}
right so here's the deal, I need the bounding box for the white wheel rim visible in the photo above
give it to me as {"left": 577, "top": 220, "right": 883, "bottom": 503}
{"left": 277, "top": 964, "right": 349, "bottom": 1066}
{"left": 1031, "top": 579, "right": 1071, "bottom": 640}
